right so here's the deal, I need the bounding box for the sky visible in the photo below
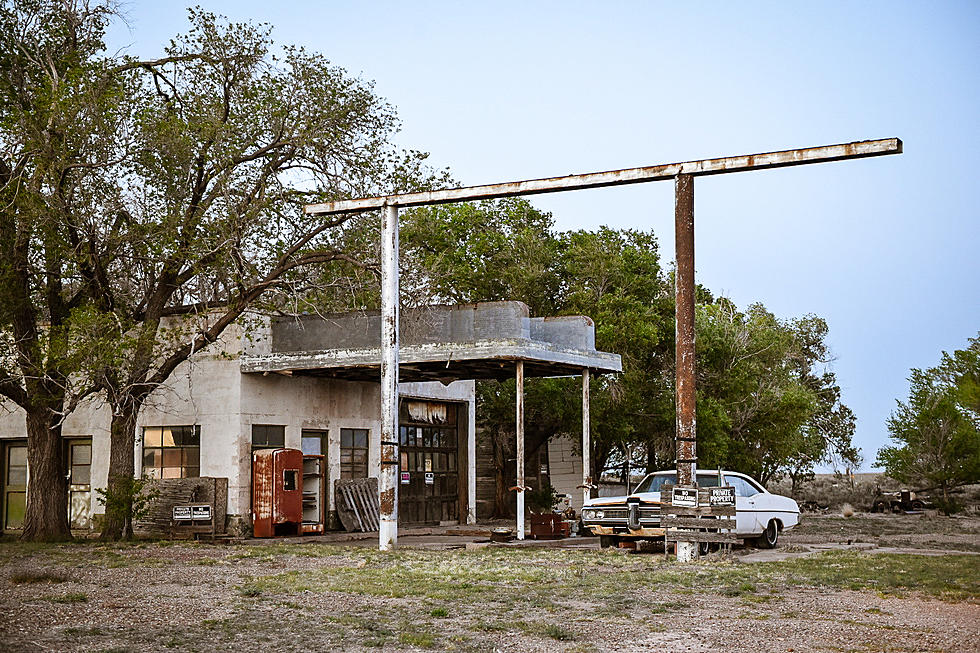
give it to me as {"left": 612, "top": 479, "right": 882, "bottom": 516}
{"left": 106, "top": 1, "right": 980, "bottom": 470}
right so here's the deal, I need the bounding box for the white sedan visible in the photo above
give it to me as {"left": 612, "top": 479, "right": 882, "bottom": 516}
{"left": 581, "top": 470, "right": 800, "bottom": 549}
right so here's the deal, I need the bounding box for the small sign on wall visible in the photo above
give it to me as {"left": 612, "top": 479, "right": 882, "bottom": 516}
{"left": 401, "top": 472, "right": 410, "bottom": 485}
{"left": 672, "top": 487, "right": 698, "bottom": 508}
{"left": 424, "top": 472, "right": 434, "bottom": 485}
{"left": 709, "top": 487, "right": 736, "bottom": 506}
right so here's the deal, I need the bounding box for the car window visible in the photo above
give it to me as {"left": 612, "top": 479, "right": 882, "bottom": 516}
{"left": 633, "top": 472, "right": 725, "bottom": 493}
{"left": 725, "top": 475, "right": 761, "bottom": 497}
{"left": 695, "top": 473, "right": 723, "bottom": 488}
{"left": 633, "top": 473, "right": 674, "bottom": 493}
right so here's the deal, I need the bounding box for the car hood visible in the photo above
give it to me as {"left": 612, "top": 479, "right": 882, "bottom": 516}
{"left": 584, "top": 492, "right": 661, "bottom": 506}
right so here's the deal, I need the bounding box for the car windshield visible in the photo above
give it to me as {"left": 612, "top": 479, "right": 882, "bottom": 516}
{"left": 633, "top": 472, "right": 725, "bottom": 493}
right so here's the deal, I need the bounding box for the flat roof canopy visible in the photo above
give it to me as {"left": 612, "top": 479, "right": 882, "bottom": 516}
{"left": 240, "top": 302, "right": 622, "bottom": 383}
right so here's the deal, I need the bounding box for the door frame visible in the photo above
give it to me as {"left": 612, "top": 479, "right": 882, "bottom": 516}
{"left": 1, "top": 439, "right": 28, "bottom": 534}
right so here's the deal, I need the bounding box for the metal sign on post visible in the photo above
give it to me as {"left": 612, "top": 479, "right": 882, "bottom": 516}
{"left": 305, "top": 138, "right": 902, "bottom": 552}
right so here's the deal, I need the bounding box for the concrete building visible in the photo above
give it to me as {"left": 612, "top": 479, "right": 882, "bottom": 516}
{"left": 0, "top": 302, "right": 620, "bottom": 535}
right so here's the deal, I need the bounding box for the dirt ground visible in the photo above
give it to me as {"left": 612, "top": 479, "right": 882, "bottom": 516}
{"left": 1, "top": 513, "right": 977, "bottom": 653}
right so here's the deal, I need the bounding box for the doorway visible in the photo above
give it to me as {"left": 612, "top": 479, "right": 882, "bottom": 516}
{"left": 67, "top": 439, "right": 92, "bottom": 529}
{"left": 2, "top": 441, "right": 27, "bottom": 533}
{"left": 398, "top": 401, "right": 460, "bottom": 525}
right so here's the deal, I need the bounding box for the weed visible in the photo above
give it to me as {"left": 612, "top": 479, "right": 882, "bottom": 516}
{"left": 430, "top": 606, "right": 449, "bottom": 617}
{"left": 48, "top": 592, "right": 87, "bottom": 603}
{"left": 543, "top": 624, "right": 575, "bottom": 641}
{"left": 10, "top": 570, "right": 68, "bottom": 584}
{"left": 399, "top": 630, "right": 437, "bottom": 648}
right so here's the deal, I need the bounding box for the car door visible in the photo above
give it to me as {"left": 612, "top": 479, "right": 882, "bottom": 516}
{"left": 725, "top": 475, "right": 763, "bottom": 535}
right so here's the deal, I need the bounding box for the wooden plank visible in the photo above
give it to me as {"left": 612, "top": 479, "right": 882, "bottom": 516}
{"left": 306, "top": 139, "right": 902, "bottom": 215}
{"left": 666, "top": 531, "right": 740, "bottom": 543}
{"left": 661, "top": 517, "right": 735, "bottom": 530}
{"left": 662, "top": 505, "right": 736, "bottom": 517}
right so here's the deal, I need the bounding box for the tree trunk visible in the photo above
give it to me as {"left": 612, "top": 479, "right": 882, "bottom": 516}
{"left": 100, "top": 408, "right": 139, "bottom": 541}
{"left": 21, "top": 409, "right": 72, "bottom": 542}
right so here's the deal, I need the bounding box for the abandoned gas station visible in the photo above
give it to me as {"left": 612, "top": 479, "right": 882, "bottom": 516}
{"left": 0, "top": 138, "right": 901, "bottom": 552}
{"left": 0, "top": 301, "right": 619, "bottom": 536}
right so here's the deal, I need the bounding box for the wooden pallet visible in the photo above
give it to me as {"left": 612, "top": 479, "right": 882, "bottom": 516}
{"left": 335, "top": 477, "right": 380, "bottom": 532}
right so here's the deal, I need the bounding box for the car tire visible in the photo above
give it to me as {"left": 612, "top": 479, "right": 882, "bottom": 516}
{"left": 910, "top": 500, "right": 924, "bottom": 510}
{"left": 599, "top": 535, "right": 617, "bottom": 548}
{"left": 758, "top": 520, "right": 779, "bottom": 549}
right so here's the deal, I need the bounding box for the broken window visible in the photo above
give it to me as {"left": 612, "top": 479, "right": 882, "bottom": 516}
{"left": 142, "top": 426, "right": 200, "bottom": 479}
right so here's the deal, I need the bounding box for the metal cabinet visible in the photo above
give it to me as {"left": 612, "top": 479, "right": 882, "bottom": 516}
{"left": 252, "top": 448, "right": 303, "bottom": 538}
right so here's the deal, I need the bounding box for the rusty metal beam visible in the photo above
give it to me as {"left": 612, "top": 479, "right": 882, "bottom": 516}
{"left": 674, "top": 174, "right": 696, "bottom": 488}
{"left": 674, "top": 174, "right": 697, "bottom": 562}
{"left": 306, "top": 138, "right": 901, "bottom": 216}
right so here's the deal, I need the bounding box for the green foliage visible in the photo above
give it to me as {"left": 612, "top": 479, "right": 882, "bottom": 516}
{"left": 526, "top": 482, "right": 561, "bottom": 514}
{"left": 397, "top": 199, "right": 858, "bottom": 507}
{"left": 876, "top": 334, "right": 980, "bottom": 501}
{"left": 95, "top": 477, "right": 158, "bottom": 531}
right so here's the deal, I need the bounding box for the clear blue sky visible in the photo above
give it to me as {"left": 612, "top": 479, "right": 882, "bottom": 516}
{"left": 108, "top": 1, "right": 979, "bottom": 470}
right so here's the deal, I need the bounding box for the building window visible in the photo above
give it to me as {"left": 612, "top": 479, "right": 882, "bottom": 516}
{"left": 252, "top": 425, "right": 285, "bottom": 450}
{"left": 143, "top": 426, "right": 200, "bottom": 479}
{"left": 340, "top": 428, "right": 369, "bottom": 480}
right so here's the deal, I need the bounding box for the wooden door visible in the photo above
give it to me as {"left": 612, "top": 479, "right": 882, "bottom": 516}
{"left": 2, "top": 442, "right": 27, "bottom": 532}
{"left": 67, "top": 440, "right": 92, "bottom": 529}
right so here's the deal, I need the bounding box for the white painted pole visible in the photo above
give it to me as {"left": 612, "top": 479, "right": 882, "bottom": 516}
{"left": 379, "top": 203, "right": 399, "bottom": 551}
{"left": 467, "top": 398, "right": 477, "bottom": 525}
{"left": 582, "top": 368, "right": 591, "bottom": 509}
{"left": 516, "top": 360, "right": 525, "bottom": 540}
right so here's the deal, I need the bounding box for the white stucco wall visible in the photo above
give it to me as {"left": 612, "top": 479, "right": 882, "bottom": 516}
{"left": 0, "top": 318, "right": 477, "bottom": 527}
{"left": 547, "top": 436, "right": 585, "bottom": 511}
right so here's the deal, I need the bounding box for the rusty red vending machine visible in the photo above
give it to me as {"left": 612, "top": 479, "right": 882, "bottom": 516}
{"left": 252, "top": 448, "right": 303, "bottom": 538}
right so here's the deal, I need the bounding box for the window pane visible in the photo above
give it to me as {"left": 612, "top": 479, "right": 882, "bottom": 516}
{"left": 162, "top": 449, "right": 181, "bottom": 468}
{"left": 183, "top": 466, "right": 199, "bottom": 479}
{"left": 71, "top": 444, "right": 91, "bottom": 465}
{"left": 161, "top": 428, "right": 176, "bottom": 447}
{"left": 143, "top": 427, "right": 162, "bottom": 448}
{"left": 143, "top": 449, "right": 161, "bottom": 470}
{"left": 7, "top": 467, "right": 26, "bottom": 486}
{"left": 71, "top": 465, "right": 90, "bottom": 485}
{"left": 5, "top": 492, "right": 26, "bottom": 529}
{"left": 162, "top": 467, "right": 181, "bottom": 479}
{"left": 301, "top": 437, "right": 321, "bottom": 455}
{"left": 8, "top": 446, "right": 26, "bottom": 467}
{"left": 354, "top": 429, "right": 367, "bottom": 448}
{"left": 340, "top": 430, "right": 352, "bottom": 448}
{"left": 183, "top": 447, "right": 200, "bottom": 466}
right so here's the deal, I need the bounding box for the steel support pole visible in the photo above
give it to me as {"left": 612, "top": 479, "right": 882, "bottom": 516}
{"left": 582, "top": 368, "right": 591, "bottom": 508}
{"left": 379, "top": 203, "right": 399, "bottom": 551}
{"left": 516, "top": 360, "right": 525, "bottom": 540}
{"left": 674, "top": 174, "right": 697, "bottom": 562}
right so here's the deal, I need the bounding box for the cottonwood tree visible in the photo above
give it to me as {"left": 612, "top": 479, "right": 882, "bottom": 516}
{"left": 0, "top": 0, "right": 144, "bottom": 540}
{"left": 876, "top": 334, "right": 980, "bottom": 505}
{"left": 0, "top": 1, "right": 445, "bottom": 540}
